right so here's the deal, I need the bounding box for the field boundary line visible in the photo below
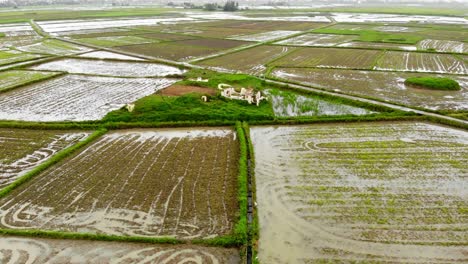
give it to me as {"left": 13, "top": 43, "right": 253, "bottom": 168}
{"left": 0, "top": 129, "right": 107, "bottom": 199}
{"left": 0, "top": 228, "right": 181, "bottom": 245}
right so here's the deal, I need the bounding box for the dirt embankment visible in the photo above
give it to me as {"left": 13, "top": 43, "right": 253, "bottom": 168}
{"left": 159, "top": 85, "right": 217, "bottom": 96}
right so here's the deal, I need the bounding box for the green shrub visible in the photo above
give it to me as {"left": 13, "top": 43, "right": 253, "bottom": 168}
{"left": 405, "top": 77, "right": 461, "bottom": 91}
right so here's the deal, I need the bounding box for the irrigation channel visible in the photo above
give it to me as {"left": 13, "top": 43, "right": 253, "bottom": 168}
{"left": 243, "top": 126, "right": 255, "bottom": 264}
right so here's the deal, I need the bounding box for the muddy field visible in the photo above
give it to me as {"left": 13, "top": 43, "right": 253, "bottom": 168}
{"left": 159, "top": 85, "right": 217, "bottom": 96}
{"left": 0, "top": 236, "right": 240, "bottom": 264}
{"left": 0, "top": 129, "right": 90, "bottom": 189}
{"left": 0, "top": 128, "right": 239, "bottom": 238}
{"left": 251, "top": 122, "right": 468, "bottom": 263}
{"left": 270, "top": 47, "right": 381, "bottom": 69}
{"left": 0, "top": 75, "right": 176, "bottom": 121}
{"left": 272, "top": 68, "right": 468, "bottom": 111}
{"left": 197, "top": 45, "right": 296, "bottom": 74}
{"left": 375, "top": 51, "right": 467, "bottom": 74}
{"left": 31, "top": 58, "right": 184, "bottom": 77}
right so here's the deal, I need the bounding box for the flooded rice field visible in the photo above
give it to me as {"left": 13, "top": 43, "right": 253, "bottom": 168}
{"left": 418, "top": 39, "right": 467, "bottom": 53}
{"left": 276, "top": 34, "right": 357, "bottom": 47}
{"left": 0, "top": 75, "right": 176, "bottom": 121}
{"left": 197, "top": 45, "right": 295, "bottom": 74}
{"left": 78, "top": 51, "right": 144, "bottom": 61}
{"left": 271, "top": 47, "right": 381, "bottom": 69}
{"left": 272, "top": 68, "right": 468, "bottom": 111}
{"left": 0, "top": 70, "right": 60, "bottom": 92}
{"left": 0, "top": 236, "right": 240, "bottom": 264}
{"left": 0, "top": 129, "right": 90, "bottom": 189}
{"left": 0, "top": 128, "right": 239, "bottom": 238}
{"left": 31, "top": 58, "right": 185, "bottom": 77}
{"left": 228, "top": 30, "right": 299, "bottom": 42}
{"left": 266, "top": 89, "right": 375, "bottom": 117}
{"left": 375, "top": 51, "right": 467, "bottom": 75}
{"left": 17, "top": 39, "right": 92, "bottom": 56}
{"left": 251, "top": 122, "right": 468, "bottom": 263}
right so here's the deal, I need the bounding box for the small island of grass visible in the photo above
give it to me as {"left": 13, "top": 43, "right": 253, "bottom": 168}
{"left": 404, "top": 77, "right": 461, "bottom": 91}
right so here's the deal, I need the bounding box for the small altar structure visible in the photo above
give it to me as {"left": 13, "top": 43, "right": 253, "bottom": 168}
{"left": 218, "top": 83, "right": 267, "bottom": 106}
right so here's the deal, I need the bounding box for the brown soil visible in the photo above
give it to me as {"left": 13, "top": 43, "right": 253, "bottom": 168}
{"left": 159, "top": 85, "right": 217, "bottom": 96}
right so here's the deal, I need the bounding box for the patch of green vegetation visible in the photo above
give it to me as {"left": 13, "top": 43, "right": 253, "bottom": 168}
{"left": 104, "top": 70, "right": 274, "bottom": 123}
{"left": 405, "top": 77, "right": 461, "bottom": 91}
{"left": 0, "top": 32, "right": 4, "bottom": 38}
{"left": 313, "top": 28, "right": 422, "bottom": 44}
{"left": 103, "top": 93, "right": 274, "bottom": 123}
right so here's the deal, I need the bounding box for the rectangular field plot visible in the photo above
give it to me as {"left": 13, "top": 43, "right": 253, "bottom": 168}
{"left": 0, "top": 70, "right": 61, "bottom": 93}
{"left": 115, "top": 38, "right": 250, "bottom": 61}
{"left": 197, "top": 45, "right": 296, "bottom": 74}
{"left": 0, "top": 236, "right": 239, "bottom": 263}
{"left": 228, "top": 30, "right": 299, "bottom": 42}
{"left": 78, "top": 51, "right": 144, "bottom": 61}
{"left": 0, "top": 50, "right": 43, "bottom": 66}
{"left": 271, "top": 68, "right": 468, "bottom": 111}
{"left": 16, "top": 39, "right": 92, "bottom": 55}
{"left": 252, "top": 122, "right": 468, "bottom": 263}
{"left": 418, "top": 39, "right": 467, "bottom": 53}
{"left": 271, "top": 47, "right": 381, "bottom": 69}
{"left": 0, "top": 129, "right": 89, "bottom": 189}
{"left": 276, "top": 34, "right": 357, "bottom": 47}
{"left": 337, "top": 41, "right": 417, "bottom": 51}
{"left": 0, "top": 128, "right": 239, "bottom": 239}
{"left": 375, "top": 51, "right": 467, "bottom": 74}
{"left": 31, "top": 58, "right": 184, "bottom": 77}
{"left": 0, "top": 75, "right": 176, "bottom": 121}
{"left": 76, "top": 35, "right": 157, "bottom": 47}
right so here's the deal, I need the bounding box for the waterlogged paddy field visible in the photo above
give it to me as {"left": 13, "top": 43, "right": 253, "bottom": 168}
{"left": 31, "top": 58, "right": 184, "bottom": 77}
{"left": 266, "top": 89, "right": 375, "bottom": 117}
{"left": 78, "top": 50, "right": 144, "bottom": 61}
{"left": 0, "top": 50, "right": 43, "bottom": 66}
{"left": 375, "top": 51, "right": 467, "bottom": 74}
{"left": 0, "top": 128, "right": 239, "bottom": 238}
{"left": 272, "top": 68, "right": 468, "bottom": 111}
{"left": 0, "top": 236, "right": 240, "bottom": 264}
{"left": 16, "top": 39, "right": 92, "bottom": 56}
{"left": 251, "top": 122, "right": 468, "bottom": 263}
{"left": 0, "top": 75, "right": 176, "bottom": 121}
{"left": 0, "top": 129, "right": 90, "bottom": 189}
{"left": 270, "top": 48, "right": 381, "bottom": 69}
{"left": 197, "top": 45, "right": 296, "bottom": 74}
{"left": 0, "top": 70, "right": 61, "bottom": 92}
{"left": 276, "top": 34, "right": 357, "bottom": 47}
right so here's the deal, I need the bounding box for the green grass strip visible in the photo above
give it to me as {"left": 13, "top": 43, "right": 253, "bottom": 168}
{"left": 0, "top": 129, "right": 107, "bottom": 199}
{"left": 0, "top": 228, "right": 181, "bottom": 245}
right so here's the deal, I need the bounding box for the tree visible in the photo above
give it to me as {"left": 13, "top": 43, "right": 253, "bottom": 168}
{"left": 204, "top": 3, "right": 218, "bottom": 11}
{"left": 223, "top": 1, "right": 238, "bottom": 12}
